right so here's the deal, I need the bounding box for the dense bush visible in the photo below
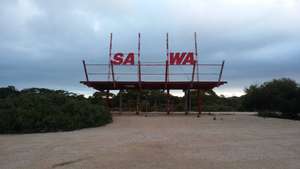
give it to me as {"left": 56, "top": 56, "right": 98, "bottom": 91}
{"left": 108, "top": 89, "right": 243, "bottom": 112}
{"left": 107, "top": 78, "right": 299, "bottom": 117}
{"left": 0, "top": 86, "right": 112, "bottom": 134}
{"left": 243, "top": 78, "right": 300, "bottom": 119}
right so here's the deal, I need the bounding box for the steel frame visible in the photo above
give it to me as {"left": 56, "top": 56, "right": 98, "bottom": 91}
{"left": 81, "top": 33, "right": 227, "bottom": 116}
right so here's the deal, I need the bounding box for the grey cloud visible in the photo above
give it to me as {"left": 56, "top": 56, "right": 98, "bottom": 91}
{"left": 0, "top": 0, "right": 300, "bottom": 96}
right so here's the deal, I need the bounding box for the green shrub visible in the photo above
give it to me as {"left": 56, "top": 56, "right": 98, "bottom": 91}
{"left": 257, "top": 111, "right": 281, "bottom": 118}
{"left": 243, "top": 78, "right": 300, "bottom": 119}
{"left": 0, "top": 87, "right": 112, "bottom": 134}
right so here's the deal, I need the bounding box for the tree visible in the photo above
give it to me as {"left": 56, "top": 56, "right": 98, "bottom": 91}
{"left": 243, "top": 78, "right": 299, "bottom": 119}
{"left": 0, "top": 86, "right": 18, "bottom": 98}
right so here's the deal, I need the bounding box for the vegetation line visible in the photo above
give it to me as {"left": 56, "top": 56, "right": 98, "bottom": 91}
{"left": 0, "top": 78, "right": 299, "bottom": 134}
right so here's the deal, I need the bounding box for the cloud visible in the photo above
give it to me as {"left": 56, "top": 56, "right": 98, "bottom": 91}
{"left": 0, "top": 0, "right": 300, "bottom": 97}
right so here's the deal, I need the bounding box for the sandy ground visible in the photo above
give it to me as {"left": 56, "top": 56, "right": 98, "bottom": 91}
{"left": 1, "top": 113, "right": 300, "bottom": 169}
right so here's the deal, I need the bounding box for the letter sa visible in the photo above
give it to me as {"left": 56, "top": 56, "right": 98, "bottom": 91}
{"left": 111, "top": 52, "right": 135, "bottom": 65}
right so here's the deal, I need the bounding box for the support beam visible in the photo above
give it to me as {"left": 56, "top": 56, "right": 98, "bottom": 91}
{"left": 136, "top": 91, "right": 140, "bottom": 115}
{"left": 194, "top": 32, "right": 199, "bottom": 82}
{"left": 119, "top": 90, "right": 122, "bottom": 114}
{"left": 165, "top": 32, "right": 170, "bottom": 115}
{"left": 188, "top": 90, "right": 191, "bottom": 113}
{"left": 184, "top": 89, "right": 191, "bottom": 115}
{"left": 164, "top": 60, "right": 169, "bottom": 89}
{"left": 108, "top": 33, "right": 112, "bottom": 81}
{"left": 197, "top": 89, "right": 202, "bottom": 117}
{"left": 106, "top": 90, "right": 110, "bottom": 109}
{"left": 138, "top": 33, "right": 142, "bottom": 88}
{"left": 165, "top": 33, "right": 169, "bottom": 86}
{"left": 110, "top": 60, "right": 116, "bottom": 88}
{"left": 191, "top": 61, "right": 196, "bottom": 83}
{"left": 184, "top": 89, "right": 188, "bottom": 115}
{"left": 167, "top": 89, "right": 170, "bottom": 115}
{"left": 137, "top": 33, "right": 142, "bottom": 115}
{"left": 82, "top": 60, "right": 89, "bottom": 82}
{"left": 218, "top": 60, "right": 225, "bottom": 84}
{"left": 166, "top": 33, "right": 169, "bottom": 62}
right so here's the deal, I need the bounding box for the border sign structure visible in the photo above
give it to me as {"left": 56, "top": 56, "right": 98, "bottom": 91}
{"left": 81, "top": 33, "right": 227, "bottom": 116}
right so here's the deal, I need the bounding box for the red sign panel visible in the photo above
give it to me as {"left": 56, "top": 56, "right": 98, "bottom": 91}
{"left": 111, "top": 52, "right": 195, "bottom": 65}
{"left": 169, "top": 52, "right": 195, "bottom": 65}
{"left": 111, "top": 52, "right": 135, "bottom": 65}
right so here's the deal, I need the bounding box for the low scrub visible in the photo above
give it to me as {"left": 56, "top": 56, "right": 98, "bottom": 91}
{"left": 243, "top": 78, "right": 300, "bottom": 120}
{"left": 258, "top": 111, "right": 300, "bottom": 120}
{"left": 0, "top": 86, "right": 112, "bottom": 134}
{"left": 258, "top": 111, "right": 281, "bottom": 118}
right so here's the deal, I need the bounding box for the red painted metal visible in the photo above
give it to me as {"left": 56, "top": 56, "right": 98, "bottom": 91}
{"left": 137, "top": 33, "right": 142, "bottom": 115}
{"left": 218, "top": 60, "right": 225, "bottom": 83}
{"left": 81, "top": 81, "right": 226, "bottom": 90}
{"left": 83, "top": 62, "right": 224, "bottom": 82}
{"left": 164, "top": 60, "right": 169, "bottom": 89}
{"left": 138, "top": 33, "right": 141, "bottom": 63}
{"left": 194, "top": 32, "right": 198, "bottom": 59}
{"left": 194, "top": 32, "right": 200, "bottom": 82}
{"left": 111, "top": 52, "right": 135, "bottom": 65}
{"left": 82, "top": 60, "right": 89, "bottom": 82}
{"left": 166, "top": 33, "right": 169, "bottom": 62}
{"left": 197, "top": 89, "right": 202, "bottom": 117}
{"left": 169, "top": 52, "right": 195, "bottom": 65}
{"left": 191, "top": 60, "right": 196, "bottom": 83}
{"left": 87, "top": 72, "right": 219, "bottom": 76}
{"left": 110, "top": 60, "right": 116, "bottom": 88}
{"left": 136, "top": 92, "right": 140, "bottom": 115}
{"left": 86, "top": 63, "right": 222, "bottom": 66}
{"left": 138, "top": 33, "right": 142, "bottom": 88}
{"left": 82, "top": 62, "right": 225, "bottom": 88}
{"left": 167, "top": 89, "right": 170, "bottom": 115}
{"left": 108, "top": 33, "right": 112, "bottom": 80}
{"left": 111, "top": 52, "right": 137, "bottom": 55}
{"left": 81, "top": 33, "right": 227, "bottom": 115}
{"left": 166, "top": 33, "right": 170, "bottom": 83}
{"left": 106, "top": 90, "right": 110, "bottom": 107}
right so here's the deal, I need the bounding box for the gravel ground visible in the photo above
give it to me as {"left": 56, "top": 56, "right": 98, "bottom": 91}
{"left": 0, "top": 113, "right": 300, "bottom": 169}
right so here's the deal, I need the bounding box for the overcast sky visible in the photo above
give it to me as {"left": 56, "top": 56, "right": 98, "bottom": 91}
{"left": 1, "top": 0, "right": 300, "bottom": 97}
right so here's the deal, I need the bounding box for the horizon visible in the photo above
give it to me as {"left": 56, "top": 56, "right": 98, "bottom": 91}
{"left": 1, "top": 78, "right": 289, "bottom": 98}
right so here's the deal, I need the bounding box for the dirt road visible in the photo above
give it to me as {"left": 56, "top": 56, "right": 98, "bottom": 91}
{"left": 1, "top": 114, "right": 300, "bottom": 169}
